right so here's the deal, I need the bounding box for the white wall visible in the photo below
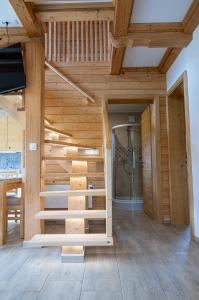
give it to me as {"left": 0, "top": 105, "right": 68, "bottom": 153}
{"left": 167, "top": 25, "right": 199, "bottom": 238}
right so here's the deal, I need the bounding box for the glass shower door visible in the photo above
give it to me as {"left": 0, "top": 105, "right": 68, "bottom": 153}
{"left": 113, "top": 124, "right": 142, "bottom": 201}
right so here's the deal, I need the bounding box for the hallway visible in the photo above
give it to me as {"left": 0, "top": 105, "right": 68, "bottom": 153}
{"left": 1, "top": 208, "right": 199, "bottom": 300}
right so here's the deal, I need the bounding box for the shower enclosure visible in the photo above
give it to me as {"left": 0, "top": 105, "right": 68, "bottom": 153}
{"left": 112, "top": 123, "right": 143, "bottom": 210}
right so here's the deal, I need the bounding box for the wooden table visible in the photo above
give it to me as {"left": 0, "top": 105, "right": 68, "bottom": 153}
{"left": 0, "top": 178, "right": 22, "bottom": 245}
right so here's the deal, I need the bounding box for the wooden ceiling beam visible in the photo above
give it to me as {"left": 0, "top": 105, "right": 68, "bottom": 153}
{"left": 158, "top": 0, "right": 199, "bottom": 74}
{"left": 0, "top": 36, "right": 32, "bottom": 48}
{"left": 0, "top": 27, "right": 26, "bottom": 35}
{"left": 37, "top": 9, "right": 114, "bottom": 22}
{"left": 9, "top": 0, "right": 43, "bottom": 37}
{"left": 0, "top": 27, "right": 37, "bottom": 47}
{"left": 25, "top": 1, "right": 114, "bottom": 11}
{"left": 110, "top": 0, "right": 134, "bottom": 75}
{"left": 0, "top": 27, "right": 40, "bottom": 48}
{"left": 128, "top": 22, "right": 184, "bottom": 33}
{"left": 183, "top": 0, "right": 199, "bottom": 33}
{"left": 122, "top": 67, "right": 160, "bottom": 73}
{"left": 110, "top": 47, "right": 125, "bottom": 75}
{"left": 110, "top": 31, "right": 192, "bottom": 48}
{"left": 158, "top": 48, "right": 182, "bottom": 74}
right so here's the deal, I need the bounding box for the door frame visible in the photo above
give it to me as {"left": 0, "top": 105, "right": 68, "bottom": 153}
{"left": 106, "top": 96, "right": 162, "bottom": 223}
{"left": 167, "top": 71, "right": 194, "bottom": 237}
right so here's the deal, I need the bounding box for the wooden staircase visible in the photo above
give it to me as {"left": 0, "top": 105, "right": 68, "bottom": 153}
{"left": 25, "top": 95, "right": 113, "bottom": 261}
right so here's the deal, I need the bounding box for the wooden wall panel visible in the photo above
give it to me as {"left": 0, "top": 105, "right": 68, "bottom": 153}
{"left": 0, "top": 116, "right": 23, "bottom": 151}
{"left": 44, "top": 64, "right": 169, "bottom": 218}
{"left": 159, "top": 97, "right": 170, "bottom": 220}
{"left": 7, "top": 117, "right": 23, "bottom": 151}
{"left": 167, "top": 95, "right": 189, "bottom": 224}
{"left": 141, "top": 106, "right": 154, "bottom": 218}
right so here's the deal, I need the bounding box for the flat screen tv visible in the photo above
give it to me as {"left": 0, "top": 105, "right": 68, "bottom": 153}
{"left": 0, "top": 43, "right": 26, "bottom": 94}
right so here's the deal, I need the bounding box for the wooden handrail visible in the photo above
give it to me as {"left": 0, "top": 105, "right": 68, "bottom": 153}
{"left": 102, "top": 101, "right": 112, "bottom": 149}
{"left": 45, "top": 60, "right": 95, "bottom": 103}
{"left": 44, "top": 117, "right": 52, "bottom": 125}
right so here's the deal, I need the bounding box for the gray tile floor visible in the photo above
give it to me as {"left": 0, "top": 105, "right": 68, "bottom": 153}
{"left": 1, "top": 208, "right": 199, "bottom": 300}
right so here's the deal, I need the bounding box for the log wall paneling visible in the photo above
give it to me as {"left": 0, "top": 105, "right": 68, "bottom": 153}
{"left": 44, "top": 66, "right": 169, "bottom": 220}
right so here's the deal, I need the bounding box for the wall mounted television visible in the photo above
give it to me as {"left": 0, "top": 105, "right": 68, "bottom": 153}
{"left": 0, "top": 43, "right": 26, "bottom": 94}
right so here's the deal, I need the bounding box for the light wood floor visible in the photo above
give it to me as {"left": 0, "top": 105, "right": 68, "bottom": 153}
{"left": 1, "top": 208, "right": 199, "bottom": 300}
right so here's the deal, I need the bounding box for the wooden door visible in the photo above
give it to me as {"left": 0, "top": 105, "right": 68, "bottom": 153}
{"left": 168, "top": 95, "right": 189, "bottom": 224}
{"left": 141, "top": 106, "right": 154, "bottom": 218}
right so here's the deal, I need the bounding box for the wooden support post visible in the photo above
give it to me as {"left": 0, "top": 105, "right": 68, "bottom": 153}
{"left": 110, "top": 0, "right": 134, "bottom": 74}
{"left": 24, "top": 40, "right": 44, "bottom": 241}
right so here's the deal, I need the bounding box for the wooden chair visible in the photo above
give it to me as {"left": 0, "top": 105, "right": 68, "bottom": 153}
{"left": 6, "top": 187, "right": 24, "bottom": 239}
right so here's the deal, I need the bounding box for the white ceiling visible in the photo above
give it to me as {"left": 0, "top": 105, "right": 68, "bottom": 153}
{"left": 131, "top": 0, "right": 193, "bottom": 23}
{"left": 123, "top": 47, "right": 167, "bottom": 67}
{"left": 0, "top": 0, "right": 21, "bottom": 27}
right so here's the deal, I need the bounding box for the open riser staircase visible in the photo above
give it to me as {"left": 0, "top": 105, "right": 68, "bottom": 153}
{"left": 25, "top": 63, "right": 113, "bottom": 261}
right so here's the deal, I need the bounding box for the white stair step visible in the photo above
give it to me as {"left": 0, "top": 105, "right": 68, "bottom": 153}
{"left": 40, "top": 189, "right": 106, "bottom": 197}
{"left": 25, "top": 234, "right": 113, "bottom": 247}
{"left": 36, "top": 210, "right": 106, "bottom": 220}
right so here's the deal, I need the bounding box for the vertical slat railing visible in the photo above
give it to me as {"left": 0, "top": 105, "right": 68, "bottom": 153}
{"left": 103, "top": 20, "right": 107, "bottom": 61}
{"left": 46, "top": 20, "right": 111, "bottom": 63}
{"left": 67, "top": 21, "right": 70, "bottom": 63}
{"left": 57, "top": 22, "right": 61, "bottom": 62}
{"left": 72, "top": 21, "right": 75, "bottom": 62}
{"left": 53, "top": 21, "right": 56, "bottom": 62}
{"left": 90, "top": 21, "right": 94, "bottom": 61}
{"left": 81, "top": 21, "right": 84, "bottom": 61}
{"left": 95, "top": 21, "right": 98, "bottom": 61}
{"left": 99, "top": 20, "right": 103, "bottom": 61}
{"left": 107, "top": 20, "right": 111, "bottom": 61}
{"left": 85, "top": 21, "right": 89, "bottom": 61}
{"left": 48, "top": 22, "right": 52, "bottom": 61}
{"left": 102, "top": 101, "right": 112, "bottom": 238}
{"left": 62, "top": 22, "right": 66, "bottom": 62}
